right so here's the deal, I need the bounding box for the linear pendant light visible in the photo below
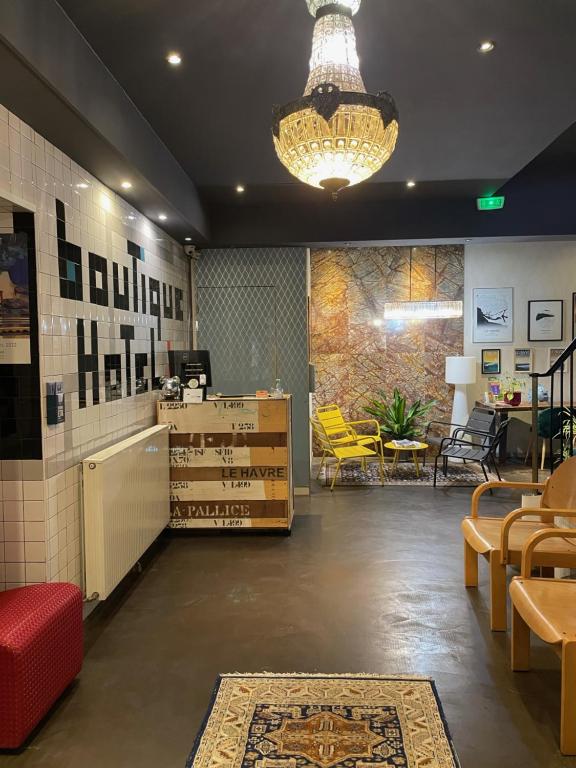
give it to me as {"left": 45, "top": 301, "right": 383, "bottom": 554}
{"left": 383, "top": 249, "right": 463, "bottom": 321}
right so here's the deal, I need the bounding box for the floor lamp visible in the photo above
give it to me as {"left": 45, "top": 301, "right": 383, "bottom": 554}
{"left": 445, "top": 356, "right": 477, "bottom": 431}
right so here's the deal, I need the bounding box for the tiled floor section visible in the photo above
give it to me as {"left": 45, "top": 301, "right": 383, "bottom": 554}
{"left": 1, "top": 484, "right": 575, "bottom": 767}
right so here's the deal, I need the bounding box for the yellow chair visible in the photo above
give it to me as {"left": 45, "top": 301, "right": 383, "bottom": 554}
{"left": 316, "top": 404, "right": 383, "bottom": 455}
{"left": 461, "top": 456, "right": 576, "bottom": 631}
{"left": 311, "top": 419, "right": 384, "bottom": 490}
{"left": 510, "top": 528, "right": 576, "bottom": 754}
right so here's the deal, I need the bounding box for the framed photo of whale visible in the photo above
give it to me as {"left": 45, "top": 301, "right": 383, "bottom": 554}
{"left": 472, "top": 287, "right": 514, "bottom": 343}
{"left": 528, "top": 299, "right": 564, "bottom": 342}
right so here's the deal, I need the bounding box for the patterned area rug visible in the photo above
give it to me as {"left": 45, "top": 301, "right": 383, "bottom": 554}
{"left": 187, "top": 673, "right": 460, "bottom": 768}
{"left": 317, "top": 460, "right": 498, "bottom": 487}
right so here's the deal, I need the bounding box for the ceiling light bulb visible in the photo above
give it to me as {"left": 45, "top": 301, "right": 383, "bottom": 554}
{"left": 406, "top": 180, "right": 416, "bottom": 188}
{"left": 159, "top": 214, "right": 167, "bottom": 221}
{"left": 76, "top": 183, "right": 89, "bottom": 189}
{"left": 478, "top": 40, "right": 495, "bottom": 53}
{"left": 236, "top": 185, "right": 245, "bottom": 193}
{"left": 121, "top": 181, "right": 132, "bottom": 189}
{"left": 185, "top": 237, "right": 192, "bottom": 242}
{"left": 167, "top": 52, "right": 182, "bottom": 65}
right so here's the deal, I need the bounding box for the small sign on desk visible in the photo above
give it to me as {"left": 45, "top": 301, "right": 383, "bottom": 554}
{"left": 183, "top": 388, "right": 204, "bottom": 403}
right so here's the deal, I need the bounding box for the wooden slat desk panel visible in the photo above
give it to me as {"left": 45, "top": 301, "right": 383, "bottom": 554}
{"left": 158, "top": 397, "right": 293, "bottom": 531}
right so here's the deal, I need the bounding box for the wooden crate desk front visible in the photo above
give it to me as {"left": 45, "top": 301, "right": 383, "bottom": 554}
{"left": 157, "top": 397, "right": 294, "bottom": 531}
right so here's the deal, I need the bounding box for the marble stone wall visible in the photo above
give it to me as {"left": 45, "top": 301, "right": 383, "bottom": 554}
{"left": 311, "top": 246, "right": 464, "bottom": 452}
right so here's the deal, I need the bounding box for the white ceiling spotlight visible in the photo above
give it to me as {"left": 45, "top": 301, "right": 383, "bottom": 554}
{"left": 406, "top": 180, "right": 416, "bottom": 188}
{"left": 121, "top": 181, "right": 132, "bottom": 190}
{"left": 236, "top": 185, "right": 246, "bottom": 194}
{"left": 185, "top": 237, "right": 192, "bottom": 242}
{"left": 167, "top": 52, "right": 182, "bottom": 66}
{"left": 478, "top": 40, "right": 495, "bottom": 54}
{"left": 158, "top": 213, "right": 167, "bottom": 221}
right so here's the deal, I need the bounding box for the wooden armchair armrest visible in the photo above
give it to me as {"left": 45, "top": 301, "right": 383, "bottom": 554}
{"left": 501, "top": 508, "right": 576, "bottom": 564}
{"left": 470, "top": 481, "right": 545, "bottom": 519}
{"left": 521, "top": 528, "right": 576, "bottom": 577}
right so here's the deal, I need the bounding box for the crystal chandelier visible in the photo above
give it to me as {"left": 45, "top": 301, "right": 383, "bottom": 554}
{"left": 272, "top": 0, "right": 399, "bottom": 198}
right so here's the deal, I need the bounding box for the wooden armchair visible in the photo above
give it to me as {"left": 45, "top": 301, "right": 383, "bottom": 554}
{"left": 461, "top": 455, "right": 576, "bottom": 631}
{"left": 510, "top": 528, "right": 576, "bottom": 754}
{"left": 311, "top": 418, "right": 384, "bottom": 490}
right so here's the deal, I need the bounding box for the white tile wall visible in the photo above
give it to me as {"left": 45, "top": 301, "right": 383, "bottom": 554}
{"left": 0, "top": 103, "right": 191, "bottom": 591}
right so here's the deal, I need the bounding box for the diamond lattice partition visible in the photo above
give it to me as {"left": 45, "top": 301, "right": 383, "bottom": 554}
{"left": 196, "top": 247, "right": 310, "bottom": 488}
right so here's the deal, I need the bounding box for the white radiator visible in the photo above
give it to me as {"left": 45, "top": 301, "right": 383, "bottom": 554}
{"left": 82, "top": 425, "right": 170, "bottom": 599}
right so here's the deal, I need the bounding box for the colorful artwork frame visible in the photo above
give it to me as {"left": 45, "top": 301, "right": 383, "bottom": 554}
{"left": 514, "top": 347, "right": 533, "bottom": 374}
{"left": 548, "top": 347, "right": 566, "bottom": 375}
{"left": 481, "top": 348, "right": 501, "bottom": 376}
{"left": 473, "top": 287, "right": 513, "bottom": 343}
{"left": 528, "top": 299, "right": 564, "bottom": 342}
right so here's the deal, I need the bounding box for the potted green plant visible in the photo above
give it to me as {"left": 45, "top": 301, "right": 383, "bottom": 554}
{"left": 501, "top": 373, "right": 523, "bottom": 407}
{"left": 562, "top": 410, "right": 576, "bottom": 460}
{"left": 363, "top": 388, "right": 437, "bottom": 439}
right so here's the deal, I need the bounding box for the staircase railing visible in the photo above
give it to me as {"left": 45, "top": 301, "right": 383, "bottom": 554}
{"left": 530, "top": 337, "right": 576, "bottom": 481}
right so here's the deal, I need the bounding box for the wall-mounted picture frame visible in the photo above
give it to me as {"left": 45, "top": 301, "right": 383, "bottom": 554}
{"left": 572, "top": 292, "right": 576, "bottom": 339}
{"left": 548, "top": 347, "right": 566, "bottom": 375}
{"left": 528, "top": 299, "right": 564, "bottom": 342}
{"left": 481, "top": 348, "right": 501, "bottom": 375}
{"left": 514, "top": 347, "right": 533, "bottom": 374}
{"left": 473, "top": 287, "right": 513, "bottom": 343}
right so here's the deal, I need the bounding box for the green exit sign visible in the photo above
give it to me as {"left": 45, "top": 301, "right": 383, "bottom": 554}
{"left": 477, "top": 195, "right": 505, "bottom": 211}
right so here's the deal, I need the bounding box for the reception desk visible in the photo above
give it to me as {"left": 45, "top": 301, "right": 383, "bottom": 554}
{"left": 157, "top": 396, "right": 293, "bottom": 532}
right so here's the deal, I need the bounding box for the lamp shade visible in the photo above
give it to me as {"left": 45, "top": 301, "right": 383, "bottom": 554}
{"left": 445, "top": 356, "right": 477, "bottom": 385}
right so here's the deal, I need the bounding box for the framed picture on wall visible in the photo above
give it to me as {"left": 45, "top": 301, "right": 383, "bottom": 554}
{"left": 514, "top": 347, "right": 533, "bottom": 374}
{"left": 473, "top": 288, "right": 513, "bottom": 343}
{"left": 528, "top": 299, "right": 564, "bottom": 341}
{"left": 548, "top": 347, "right": 566, "bottom": 375}
{"left": 481, "top": 349, "right": 501, "bottom": 375}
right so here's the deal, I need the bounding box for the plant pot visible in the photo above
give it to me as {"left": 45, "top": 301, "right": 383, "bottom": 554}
{"left": 504, "top": 391, "right": 522, "bottom": 407}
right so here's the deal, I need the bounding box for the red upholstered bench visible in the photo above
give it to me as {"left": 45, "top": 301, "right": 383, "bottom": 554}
{"left": 0, "top": 583, "right": 83, "bottom": 749}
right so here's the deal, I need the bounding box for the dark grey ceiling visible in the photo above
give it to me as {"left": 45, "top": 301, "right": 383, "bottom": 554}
{"left": 57, "top": 0, "right": 576, "bottom": 189}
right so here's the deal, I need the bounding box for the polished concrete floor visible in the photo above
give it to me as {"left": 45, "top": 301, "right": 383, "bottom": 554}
{"left": 2, "top": 484, "right": 575, "bottom": 767}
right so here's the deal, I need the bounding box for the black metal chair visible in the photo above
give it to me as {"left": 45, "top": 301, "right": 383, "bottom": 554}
{"left": 433, "top": 419, "right": 509, "bottom": 487}
{"left": 424, "top": 406, "right": 496, "bottom": 466}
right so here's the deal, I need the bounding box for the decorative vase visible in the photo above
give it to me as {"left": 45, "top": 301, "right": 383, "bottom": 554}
{"left": 504, "top": 391, "right": 522, "bottom": 407}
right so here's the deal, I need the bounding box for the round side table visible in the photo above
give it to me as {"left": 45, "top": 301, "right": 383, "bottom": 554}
{"left": 384, "top": 441, "right": 429, "bottom": 477}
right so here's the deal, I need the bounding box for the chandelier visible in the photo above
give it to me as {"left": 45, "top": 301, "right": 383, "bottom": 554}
{"left": 272, "top": 0, "right": 399, "bottom": 198}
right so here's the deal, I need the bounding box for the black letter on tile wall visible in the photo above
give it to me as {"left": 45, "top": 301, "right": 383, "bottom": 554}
{"left": 57, "top": 200, "right": 83, "bottom": 301}
{"left": 104, "top": 354, "right": 122, "bottom": 401}
{"left": 163, "top": 284, "right": 173, "bottom": 319}
{"left": 120, "top": 325, "right": 135, "bottom": 397}
{"left": 149, "top": 278, "right": 161, "bottom": 340}
{"left": 89, "top": 253, "right": 109, "bottom": 306}
{"left": 77, "top": 319, "right": 99, "bottom": 409}
{"left": 113, "top": 263, "right": 130, "bottom": 310}
{"left": 175, "top": 287, "right": 184, "bottom": 321}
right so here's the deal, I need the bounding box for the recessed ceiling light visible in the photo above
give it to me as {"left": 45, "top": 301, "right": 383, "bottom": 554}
{"left": 236, "top": 185, "right": 245, "bottom": 194}
{"left": 76, "top": 183, "right": 89, "bottom": 189}
{"left": 478, "top": 40, "right": 495, "bottom": 53}
{"left": 159, "top": 214, "right": 167, "bottom": 221}
{"left": 185, "top": 237, "right": 192, "bottom": 242}
{"left": 167, "top": 52, "right": 182, "bottom": 66}
{"left": 121, "top": 181, "right": 132, "bottom": 190}
{"left": 406, "top": 180, "right": 416, "bottom": 188}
